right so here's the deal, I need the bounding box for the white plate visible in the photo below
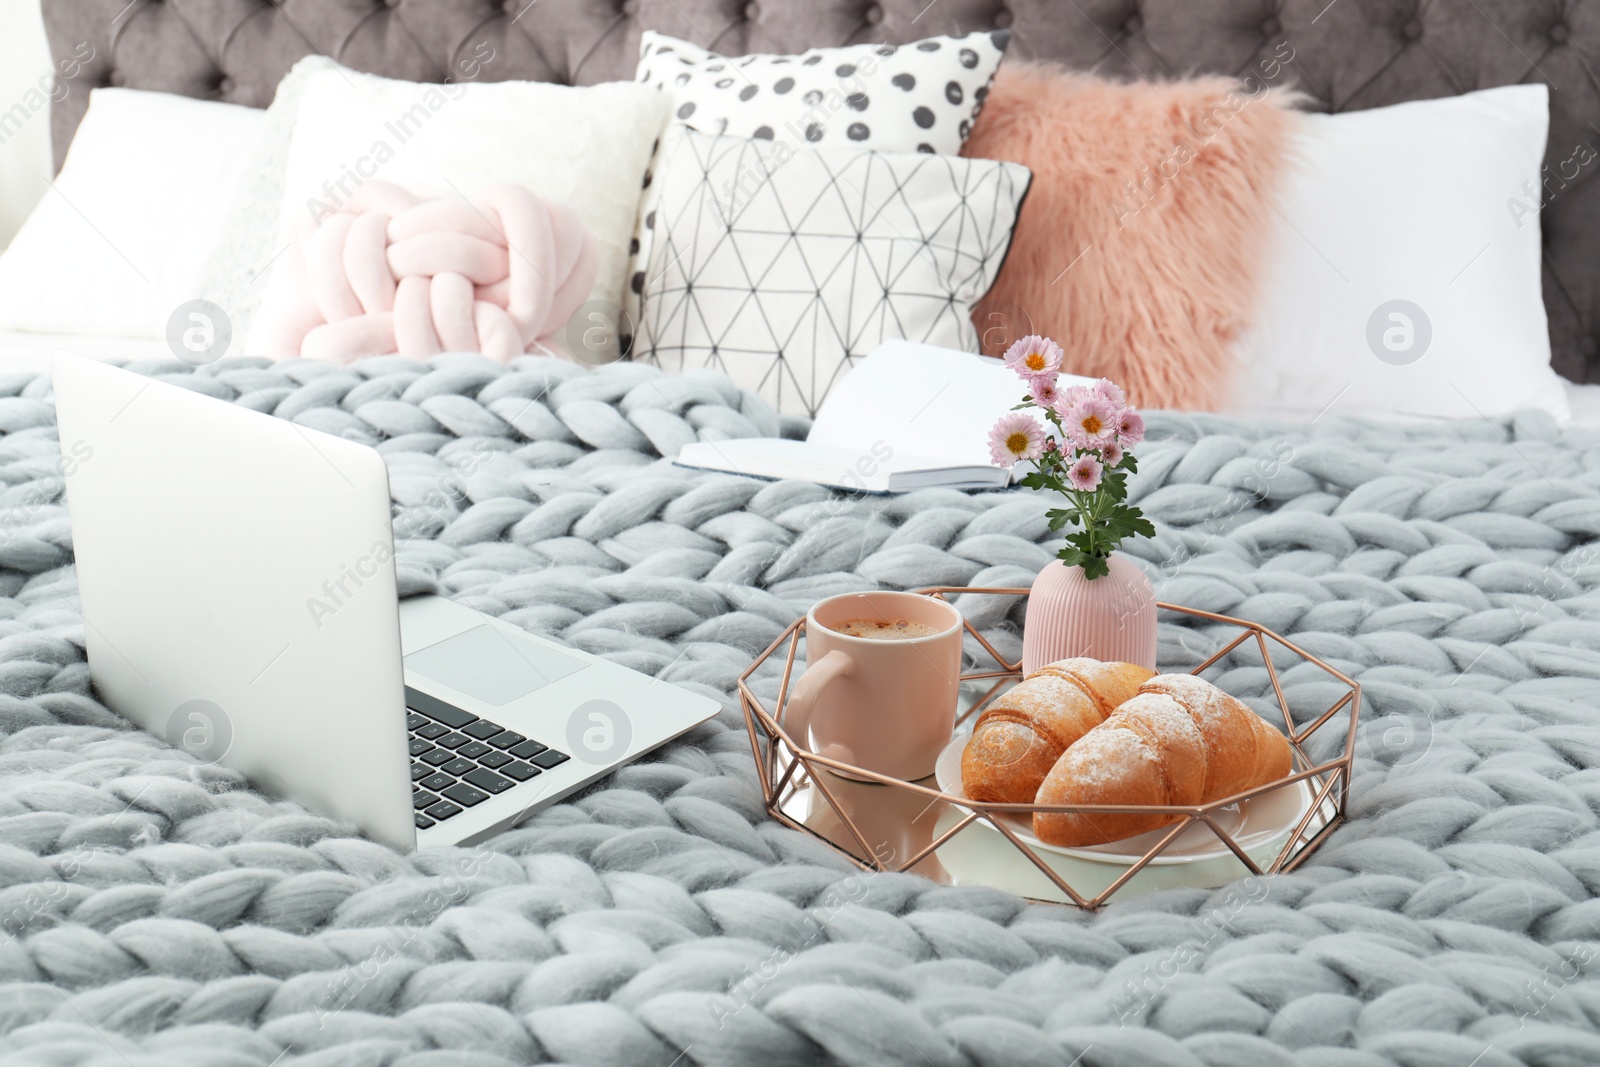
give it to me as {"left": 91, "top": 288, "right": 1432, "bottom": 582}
{"left": 933, "top": 732, "right": 1316, "bottom": 866}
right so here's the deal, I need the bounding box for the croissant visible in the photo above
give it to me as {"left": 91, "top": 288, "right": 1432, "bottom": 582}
{"left": 1033, "top": 674, "right": 1292, "bottom": 846}
{"left": 960, "top": 658, "right": 1155, "bottom": 804}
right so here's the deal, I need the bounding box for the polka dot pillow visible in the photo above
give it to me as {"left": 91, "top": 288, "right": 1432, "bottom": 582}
{"left": 635, "top": 29, "right": 1012, "bottom": 154}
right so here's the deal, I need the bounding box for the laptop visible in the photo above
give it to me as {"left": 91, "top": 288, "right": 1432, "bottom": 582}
{"left": 51, "top": 355, "right": 720, "bottom": 851}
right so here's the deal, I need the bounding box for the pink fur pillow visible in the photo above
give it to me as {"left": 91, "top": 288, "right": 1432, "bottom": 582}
{"left": 963, "top": 62, "right": 1300, "bottom": 410}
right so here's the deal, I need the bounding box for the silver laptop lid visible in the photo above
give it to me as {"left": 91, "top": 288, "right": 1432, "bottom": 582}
{"left": 52, "top": 356, "right": 415, "bottom": 851}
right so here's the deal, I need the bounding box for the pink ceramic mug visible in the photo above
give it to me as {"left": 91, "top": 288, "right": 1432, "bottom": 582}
{"left": 784, "top": 591, "right": 963, "bottom": 780}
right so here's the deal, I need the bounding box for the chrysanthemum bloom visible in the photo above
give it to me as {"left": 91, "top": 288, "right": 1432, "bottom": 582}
{"left": 1004, "top": 335, "right": 1064, "bottom": 379}
{"left": 988, "top": 412, "right": 1045, "bottom": 466}
{"left": 1095, "top": 378, "right": 1127, "bottom": 409}
{"left": 1067, "top": 454, "right": 1103, "bottom": 491}
{"left": 1099, "top": 439, "right": 1124, "bottom": 467}
{"left": 1116, "top": 409, "right": 1146, "bottom": 445}
{"left": 1053, "top": 383, "right": 1089, "bottom": 418}
{"left": 1030, "top": 377, "right": 1061, "bottom": 409}
{"left": 1065, "top": 396, "right": 1116, "bottom": 447}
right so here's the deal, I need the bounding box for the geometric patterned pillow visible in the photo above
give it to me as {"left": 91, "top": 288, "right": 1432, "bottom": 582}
{"left": 634, "top": 125, "right": 1031, "bottom": 417}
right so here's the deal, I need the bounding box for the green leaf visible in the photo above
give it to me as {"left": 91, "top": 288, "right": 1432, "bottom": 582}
{"left": 1045, "top": 507, "right": 1082, "bottom": 532}
{"left": 1055, "top": 546, "right": 1089, "bottom": 569}
{"left": 1055, "top": 546, "right": 1111, "bottom": 579}
{"left": 1018, "top": 471, "right": 1051, "bottom": 491}
{"left": 1023, "top": 438, "right": 1153, "bottom": 566}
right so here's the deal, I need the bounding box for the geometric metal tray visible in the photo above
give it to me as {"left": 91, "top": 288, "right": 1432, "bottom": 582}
{"left": 736, "top": 587, "right": 1362, "bottom": 908}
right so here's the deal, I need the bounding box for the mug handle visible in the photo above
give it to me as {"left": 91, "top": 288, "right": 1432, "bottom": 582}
{"left": 783, "top": 649, "right": 855, "bottom": 762}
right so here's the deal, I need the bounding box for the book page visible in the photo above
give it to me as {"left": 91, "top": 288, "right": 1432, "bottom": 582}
{"left": 807, "top": 340, "right": 1092, "bottom": 467}
{"left": 676, "top": 438, "right": 891, "bottom": 490}
{"left": 674, "top": 438, "right": 1001, "bottom": 493}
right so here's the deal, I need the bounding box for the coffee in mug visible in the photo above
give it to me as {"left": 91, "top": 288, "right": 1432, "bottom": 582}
{"left": 785, "top": 591, "right": 963, "bottom": 780}
{"left": 832, "top": 618, "right": 939, "bottom": 641}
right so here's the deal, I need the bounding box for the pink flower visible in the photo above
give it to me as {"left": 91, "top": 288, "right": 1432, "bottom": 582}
{"left": 1067, "top": 454, "right": 1103, "bottom": 491}
{"left": 1003, "top": 335, "right": 1063, "bottom": 380}
{"left": 1029, "top": 376, "right": 1061, "bottom": 409}
{"left": 988, "top": 412, "right": 1046, "bottom": 467}
{"left": 1116, "top": 408, "right": 1146, "bottom": 446}
{"left": 1095, "top": 378, "right": 1127, "bottom": 410}
{"left": 1099, "top": 439, "right": 1124, "bottom": 467}
{"left": 1064, "top": 396, "right": 1116, "bottom": 447}
{"left": 1052, "top": 383, "right": 1089, "bottom": 419}
{"left": 1043, "top": 437, "right": 1059, "bottom": 454}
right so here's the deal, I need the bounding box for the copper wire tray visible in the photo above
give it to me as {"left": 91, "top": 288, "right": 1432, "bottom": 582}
{"left": 736, "top": 588, "right": 1361, "bottom": 908}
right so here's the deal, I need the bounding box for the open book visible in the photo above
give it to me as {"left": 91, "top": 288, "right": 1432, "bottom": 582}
{"left": 674, "top": 340, "right": 1093, "bottom": 492}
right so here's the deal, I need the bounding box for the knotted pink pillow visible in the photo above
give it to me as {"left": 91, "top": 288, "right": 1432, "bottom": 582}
{"left": 258, "top": 180, "right": 597, "bottom": 363}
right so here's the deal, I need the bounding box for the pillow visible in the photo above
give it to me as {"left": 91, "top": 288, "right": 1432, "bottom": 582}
{"left": 634, "top": 124, "right": 1031, "bottom": 416}
{"left": 199, "top": 58, "right": 329, "bottom": 352}
{"left": 636, "top": 29, "right": 1009, "bottom": 153}
{"left": 245, "top": 60, "right": 668, "bottom": 361}
{"left": 254, "top": 180, "right": 598, "bottom": 363}
{"left": 626, "top": 30, "right": 1010, "bottom": 354}
{"left": 1231, "top": 85, "right": 1568, "bottom": 421}
{"left": 961, "top": 60, "right": 1301, "bottom": 410}
{"left": 0, "top": 89, "right": 264, "bottom": 339}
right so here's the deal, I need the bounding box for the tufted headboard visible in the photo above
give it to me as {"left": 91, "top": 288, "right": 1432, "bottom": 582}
{"left": 40, "top": 0, "right": 1600, "bottom": 384}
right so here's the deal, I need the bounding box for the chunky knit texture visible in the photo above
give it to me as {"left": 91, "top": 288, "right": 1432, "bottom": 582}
{"left": 0, "top": 354, "right": 1598, "bottom": 1067}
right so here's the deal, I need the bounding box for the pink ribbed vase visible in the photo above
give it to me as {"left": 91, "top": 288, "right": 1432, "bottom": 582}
{"left": 1022, "top": 553, "right": 1157, "bottom": 675}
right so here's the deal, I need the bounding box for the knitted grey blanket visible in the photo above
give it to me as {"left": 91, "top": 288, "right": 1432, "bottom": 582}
{"left": 1, "top": 354, "right": 1598, "bottom": 1067}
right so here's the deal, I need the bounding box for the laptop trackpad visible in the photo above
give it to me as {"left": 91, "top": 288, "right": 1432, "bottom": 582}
{"left": 404, "top": 624, "right": 588, "bottom": 706}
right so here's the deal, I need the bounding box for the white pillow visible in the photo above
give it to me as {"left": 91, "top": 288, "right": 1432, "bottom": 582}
{"left": 248, "top": 61, "right": 669, "bottom": 360}
{"left": 635, "top": 125, "right": 1030, "bottom": 417}
{"left": 198, "top": 58, "right": 329, "bottom": 351}
{"left": 1232, "top": 85, "right": 1568, "bottom": 421}
{"left": 0, "top": 89, "right": 264, "bottom": 340}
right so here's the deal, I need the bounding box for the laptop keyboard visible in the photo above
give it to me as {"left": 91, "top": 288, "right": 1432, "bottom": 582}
{"left": 405, "top": 686, "right": 570, "bottom": 830}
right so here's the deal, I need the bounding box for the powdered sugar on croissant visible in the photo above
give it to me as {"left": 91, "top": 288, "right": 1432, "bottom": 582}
{"left": 960, "top": 658, "right": 1154, "bottom": 804}
{"left": 1033, "top": 673, "right": 1291, "bottom": 846}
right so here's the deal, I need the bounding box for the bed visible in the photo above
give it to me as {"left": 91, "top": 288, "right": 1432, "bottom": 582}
{"left": 1, "top": 3, "right": 1598, "bottom": 1066}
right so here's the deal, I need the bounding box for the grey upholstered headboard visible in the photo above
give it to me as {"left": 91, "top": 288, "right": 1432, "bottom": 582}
{"left": 40, "top": 0, "right": 1600, "bottom": 384}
